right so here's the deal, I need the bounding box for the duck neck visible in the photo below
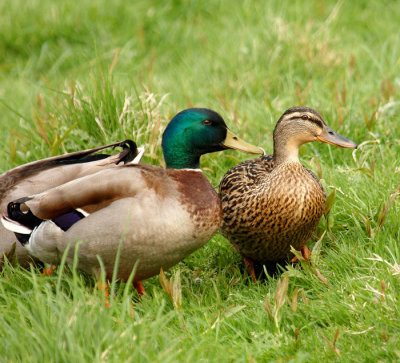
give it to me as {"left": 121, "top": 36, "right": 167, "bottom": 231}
{"left": 273, "top": 136, "right": 301, "bottom": 165}
{"left": 163, "top": 147, "right": 201, "bottom": 169}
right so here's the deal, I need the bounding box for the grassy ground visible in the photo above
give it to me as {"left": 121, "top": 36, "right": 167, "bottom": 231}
{"left": 1, "top": 0, "right": 400, "bottom": 361}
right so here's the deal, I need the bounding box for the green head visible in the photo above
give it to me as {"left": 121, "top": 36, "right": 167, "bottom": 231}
{"left": 162, "top": 108, "right": 263, "bottom": 169}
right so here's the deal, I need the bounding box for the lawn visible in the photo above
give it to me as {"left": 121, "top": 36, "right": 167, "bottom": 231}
{"left": 0, "top": 0, "right": 400, "bottom": 361}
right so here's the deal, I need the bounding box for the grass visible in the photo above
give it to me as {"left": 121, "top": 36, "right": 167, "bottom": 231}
{"left": 1, "top": 0, "right": 400, "bottom": 361}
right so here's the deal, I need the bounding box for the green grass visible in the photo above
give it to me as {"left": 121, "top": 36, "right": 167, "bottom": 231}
{"left": 1, "top": 0, "right": 400, "bottom": 361}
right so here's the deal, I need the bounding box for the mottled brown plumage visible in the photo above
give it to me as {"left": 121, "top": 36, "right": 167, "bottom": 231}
{"left": 219, "top": 106, "right": 357, "bottom": 263}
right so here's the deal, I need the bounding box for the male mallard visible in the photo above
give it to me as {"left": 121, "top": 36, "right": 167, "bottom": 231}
{"left": 0, "top": 140, "right": 143, "bottom": 268}
{"left": 219, "top": 106, "right": 357, "bottom": 280}
{"left": 3, "top": 108, "right": 263, "bottom": 294}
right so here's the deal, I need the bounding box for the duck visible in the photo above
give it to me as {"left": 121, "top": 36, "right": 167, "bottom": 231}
{"left": 0, "top": 140, "right": 144, "bottom": 268}
{"left": 219, "top": 106, "right": 357, "bottom": 281}
{"left": 2, "top": 108, "right": 263, "bottom": 294}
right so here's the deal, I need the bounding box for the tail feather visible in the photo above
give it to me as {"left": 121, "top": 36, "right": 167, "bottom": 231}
{"left": 7, "top": 201, "right": 43, "bottom": 230}
{"left": 1, "top": 216, "right": 32, "bottom": 234}
{"left": 5, "top": 200, "right": 44, "bottom": 246}
{"left": 115, "top": 140, "right": 139, "bottom": 164}
{"left": 1, "top": 216, "right": 32, "bottom": 245}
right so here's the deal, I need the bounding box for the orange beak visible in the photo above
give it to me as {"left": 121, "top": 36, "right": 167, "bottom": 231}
{"left": 316, "top": 127, "right": 357, "bottom": 149}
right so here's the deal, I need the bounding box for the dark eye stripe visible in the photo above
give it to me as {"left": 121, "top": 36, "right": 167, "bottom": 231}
{"left": 308, "top": 118, "right": 324, "bottom": 128}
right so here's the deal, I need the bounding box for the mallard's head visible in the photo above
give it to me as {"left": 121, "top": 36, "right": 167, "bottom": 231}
{"left": 162, "top": 108, "right": 263, "bottom": 169}
{"left": 273, "top": 106, "right": 357, "bottom": 163}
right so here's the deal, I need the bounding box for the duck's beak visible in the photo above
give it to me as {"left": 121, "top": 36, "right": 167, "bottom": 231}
{"left": 222, "top": 130, "right": 264, "bottom": 155}
{"left": 316, "top": 127, "right": 358, "bottom": 149}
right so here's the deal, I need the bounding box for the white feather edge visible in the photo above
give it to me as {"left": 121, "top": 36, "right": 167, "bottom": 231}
{"left": 1, "top": 216, "right": 32, "bottom": 234}
{"left": 76, "top": 208, "right": 90, "bottom": 217}
{"left": 131, "top": 146, "right": 145, "bottom": 164}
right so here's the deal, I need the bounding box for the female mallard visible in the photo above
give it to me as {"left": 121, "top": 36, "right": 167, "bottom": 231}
{"left": 219, "top": 106, "right": 357, "bottom": 280}
{"left": 0, "top": 140, "right": 143, "bottom": 268}
{"left": 3, "top": 108, "right": 263, "bottom": 294}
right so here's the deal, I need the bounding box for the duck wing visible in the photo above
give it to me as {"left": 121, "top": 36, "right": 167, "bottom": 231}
{"left": 0, "top": 140, "right": 142, "bottom": 202}
{"left": 7, "top": 164, "right": 165, "bottom": 221}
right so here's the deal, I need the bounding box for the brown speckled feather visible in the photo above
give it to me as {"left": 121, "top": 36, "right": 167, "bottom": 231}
{"left": 219, "top": 154, "right": 326, "bottom": 262}
{"left": 218, "top": 106, "right": 358, "bottom": 263}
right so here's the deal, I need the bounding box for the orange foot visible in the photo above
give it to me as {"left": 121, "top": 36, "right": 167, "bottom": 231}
{"left": 104, "top": 284, "right": 110, "bottom": 308}
{"left": 133, "top": 281, "right": 146, "bottom": 296}
{"left": 42, "top": 264, "right": 56, "bottom": 276}
{"left": 244, "top": 257, "right": 257, "bottom": 283}
{"left": 290, "top": 246, "right": 311, "bottom": 264}
{"left": 97, "top": 282, "right": 111, "bottom": 308}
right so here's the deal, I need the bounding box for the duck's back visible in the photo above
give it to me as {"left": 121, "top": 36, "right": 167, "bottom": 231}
{"left": 219, "top": 155, "right": 326, "bottom": 262}
{"left": 219, "top": 155, "right": 275, "bottom": 194}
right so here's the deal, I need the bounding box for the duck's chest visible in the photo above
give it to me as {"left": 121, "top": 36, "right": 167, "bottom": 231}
{"left": 167, "top": 169, "right": 222, "bottom": 237}
{"left": 261, "top": 163, "right": 326, "bottom": 222}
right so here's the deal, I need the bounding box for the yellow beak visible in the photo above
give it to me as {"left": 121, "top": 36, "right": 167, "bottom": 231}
{"left": 221, "top": 129, "right": 264, "bottom": 155}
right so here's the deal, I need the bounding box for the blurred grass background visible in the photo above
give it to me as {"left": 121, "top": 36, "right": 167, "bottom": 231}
{"left": 0, "top": 0, "right": 399, "bottom": 361}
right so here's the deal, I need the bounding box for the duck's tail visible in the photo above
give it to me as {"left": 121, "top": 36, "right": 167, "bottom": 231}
{"left": 2, "top": 199, "right": 91, "bottom": 246}
{"left": 1, "top": 216, "right": 33, "bottom": 245}
{"left": 2, "top": 200, "right": 42, "bottom": 244}
{"left": 1, "top": 216, "right": 32, "bottom": 235}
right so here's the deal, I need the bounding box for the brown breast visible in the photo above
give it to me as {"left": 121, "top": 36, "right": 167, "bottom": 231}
{"left": 220, "top": 156, "right": 326, "bottom": 262}
{"left": 168, "top": 169, "right": 222, "bottom": 235}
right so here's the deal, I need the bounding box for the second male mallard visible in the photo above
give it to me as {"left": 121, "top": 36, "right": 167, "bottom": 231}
{"left": 219, "top": 107, "right": 357, "bottom": 279}
{"left": 3, "top": 108, "right": 263, "bottom": 293}
{"left": 0, "top": 140, "right": 143, "bottom": 268}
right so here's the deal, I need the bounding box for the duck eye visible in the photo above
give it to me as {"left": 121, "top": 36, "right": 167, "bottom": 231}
{"left": 301, "top": 115, "right": 309, "bottom": 120}
{"left": 202, "top": 119, "right": 212, "bottom": 126}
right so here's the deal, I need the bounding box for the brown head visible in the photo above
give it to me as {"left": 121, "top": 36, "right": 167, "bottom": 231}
{"left": 273, "top": 106, "right": 357, "bottom": 164}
